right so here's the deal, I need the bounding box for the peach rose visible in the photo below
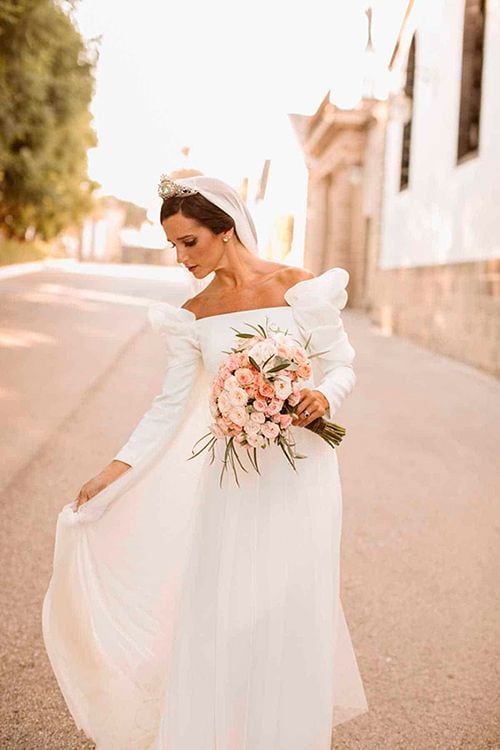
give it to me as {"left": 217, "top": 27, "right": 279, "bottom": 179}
{"left": 297, "top": 363, "right": 312, "bottom": 379}
{"left": 258, "top": 382, "right": 275, "bottom": 398}
{"left": 235, "top": 367, "right": 255, "bottom": 386}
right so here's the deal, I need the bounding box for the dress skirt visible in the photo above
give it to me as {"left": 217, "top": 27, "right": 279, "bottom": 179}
{"left": 43, "top": 388, "right": 368, "bottom": 749}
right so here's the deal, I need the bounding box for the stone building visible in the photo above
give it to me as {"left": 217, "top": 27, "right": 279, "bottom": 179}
{"left": 292, "top": 0, "right": 500, "bottom": 377}
{"left": 372, "top": 0, "right": 500, "bottom": 377}
{"left": 289, "top": 94, "right": 386, "bottom": 309}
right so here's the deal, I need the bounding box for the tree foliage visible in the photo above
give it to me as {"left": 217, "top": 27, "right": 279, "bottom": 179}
{"left": 0, "top": 0, "right": 98, "bottom": 240}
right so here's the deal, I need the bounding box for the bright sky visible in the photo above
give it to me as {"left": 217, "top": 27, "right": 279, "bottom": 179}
{"left": 75, "top": 0, "right": 407, "bottom": 213}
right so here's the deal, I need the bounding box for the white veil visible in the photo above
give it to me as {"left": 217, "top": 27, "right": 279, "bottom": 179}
{"left": 174, "top": 175, "right": 259, "bottom": 255}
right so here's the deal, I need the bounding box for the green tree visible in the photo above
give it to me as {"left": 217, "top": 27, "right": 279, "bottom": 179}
{"left": 0, "top": 0, "right": 98, "bottom": 240}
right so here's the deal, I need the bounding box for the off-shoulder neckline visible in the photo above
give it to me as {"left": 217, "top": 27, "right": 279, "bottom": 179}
{"left": 192, "top": 304, "right": 293, "bottom": 324}
{"left": 160, "top": 267, "right": 348, "bottom": 323}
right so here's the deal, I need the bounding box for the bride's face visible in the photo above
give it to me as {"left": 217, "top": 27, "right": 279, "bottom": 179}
{"left": 162, "top": 213, "right": 227, "bottom": 278}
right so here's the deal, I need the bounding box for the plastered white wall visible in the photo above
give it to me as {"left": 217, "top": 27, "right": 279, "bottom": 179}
{"left": 380, "top": 0, "right": 500, "bottom": 269}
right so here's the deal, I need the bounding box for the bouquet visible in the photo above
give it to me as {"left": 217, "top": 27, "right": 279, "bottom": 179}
{"left": 189, "top": 318, "right": 346, "bottom": 486}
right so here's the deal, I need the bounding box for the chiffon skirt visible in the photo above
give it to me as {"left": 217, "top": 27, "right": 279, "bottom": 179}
{"left": 42, "top": 375, "right": 368, "bottom": 749}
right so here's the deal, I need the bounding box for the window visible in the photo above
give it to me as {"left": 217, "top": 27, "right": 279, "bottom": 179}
{"left": 399, "top": 35, "right": 416, "bottom": 191}
{"left": 457, "top": 0, "right": 487, "bottom": 162}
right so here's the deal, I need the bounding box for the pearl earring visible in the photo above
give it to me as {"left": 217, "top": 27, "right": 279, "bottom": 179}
{"left": 223, "top": 236, "right": 229, "bottom": 243}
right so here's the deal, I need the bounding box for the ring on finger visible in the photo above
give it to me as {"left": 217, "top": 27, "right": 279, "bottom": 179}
{"left": 304, "top": 409, "right": 310, "bottom": 418}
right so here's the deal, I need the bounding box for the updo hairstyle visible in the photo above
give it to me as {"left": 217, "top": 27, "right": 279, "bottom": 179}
{"left": 160, "top": 193, "right": 239, "bottom": 241}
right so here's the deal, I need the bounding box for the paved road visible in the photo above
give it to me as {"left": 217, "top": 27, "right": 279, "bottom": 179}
{"left": 0, "top": 264, "right": 499, "bottom": 749}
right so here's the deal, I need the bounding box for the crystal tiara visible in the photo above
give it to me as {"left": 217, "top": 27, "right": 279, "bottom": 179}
{"left": 157, "top": 175, "right": 200, "bottom": 200}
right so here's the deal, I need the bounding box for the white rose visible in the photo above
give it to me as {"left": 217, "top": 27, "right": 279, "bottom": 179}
{"left": 261, "top": 420, "right": 280, "bottom": 439}
{"left": 228, "top": 406, "right": 248, "bottom": 426}
{"left": 248, "top": 339, "right": 277, "bottom": 365}
{"left": 217, "top": 391, "right": 232, "bottom": 415}
{"left": 273, "top": 376, "right": 292, "bottom": 400}
{"left": 223, "top": 374, "right": 240, "bottom": 391}
{"left": 273, "top": 332, "right": 295, "bottom": 348}
{"left": 229, "top": 387, "right": 249, "bottom": 407}
{"left": 250, "top": 410, "right": 266, "bottom": 424}
{"left": 246, "top": 432, "right": 261, "bottom": 448}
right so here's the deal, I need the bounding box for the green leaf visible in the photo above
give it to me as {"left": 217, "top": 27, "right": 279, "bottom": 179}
{"left": 267, "top": 361, "right": 291, "bottom": 373}
{"left": 244, "top": 322, "right": 267, "bottom": 337}
{"left": 248, "top": 356, "right": 261, "bottom": 371}
{"left": 308, "top": 348, "right": 331, "bottom": 359}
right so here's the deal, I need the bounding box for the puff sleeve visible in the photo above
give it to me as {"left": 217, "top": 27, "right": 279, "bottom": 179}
{"left": 284, "top": 267, "right": 356, "bottom": 419}
{"left": 113, "top": 302, "right": 202, "bottom": 467}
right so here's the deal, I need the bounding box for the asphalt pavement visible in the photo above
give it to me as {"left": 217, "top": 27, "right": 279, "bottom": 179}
{"left": 0, "top": 263, "right": 498, "bottom": 749}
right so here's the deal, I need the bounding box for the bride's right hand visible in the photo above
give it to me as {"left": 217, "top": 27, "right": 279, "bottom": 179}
{"left": 73, "top": 461, "right": 131, "bottom": 511}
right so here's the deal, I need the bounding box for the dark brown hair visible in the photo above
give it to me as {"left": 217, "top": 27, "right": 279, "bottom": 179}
{"left": 159, "top": 193, "right": 238, "bottom": 240}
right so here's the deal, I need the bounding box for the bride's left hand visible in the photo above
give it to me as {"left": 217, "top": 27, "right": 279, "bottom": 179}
{"left": 292, "top": 389, "right": 330, "bottom": 427}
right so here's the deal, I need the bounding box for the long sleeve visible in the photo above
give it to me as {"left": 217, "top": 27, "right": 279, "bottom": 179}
{"left": 284, "top": 267, "right": 356, "bottom": 419}
{"left": 113, "top": 302, "right": 201, "bottom": 468}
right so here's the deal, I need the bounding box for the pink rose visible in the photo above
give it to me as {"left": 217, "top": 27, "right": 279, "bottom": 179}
{"left": 266, "top": 398, "right": 284, "bottom": 416}
{"left": 279, "top": 413, "right": 293, "bottom": 429}
{"left": 276, "top": 344, "right": 290, "bottom": 357}
{"left": 236, "top": 352, "right": 248, "bottom": 367}
{"left": 292, "top": 347, "right": 308, "bottom": 365}
{"left": 226, "top": 355, "right": 240, "bottom": 371}
{"left": 215, "top": 416, "right": 230, "bottom": 434}
{"left": 235, "top": 367, "right": 255, "bottom": 386}
{"left": 253, "top": 398, "right": 268, "bottom": 412}
{"left": 210, "top": 422, "right": 226, "bottom": 438}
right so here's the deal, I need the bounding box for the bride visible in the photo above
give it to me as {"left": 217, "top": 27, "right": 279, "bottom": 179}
{"left": 42, "top": 175, "right": 368, "bottom": 749}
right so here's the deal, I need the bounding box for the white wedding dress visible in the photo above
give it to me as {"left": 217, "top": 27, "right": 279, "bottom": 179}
{"left": 42, "top": 267, "right": 368, "bottom": 749}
